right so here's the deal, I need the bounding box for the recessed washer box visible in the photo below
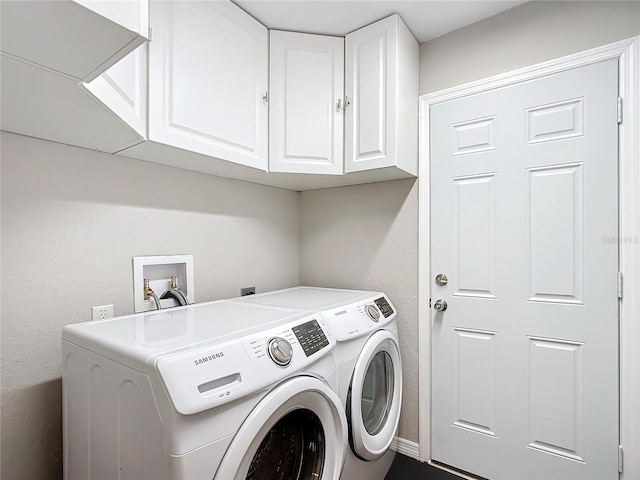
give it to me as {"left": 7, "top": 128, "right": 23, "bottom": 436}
{"left": 133, "top": 255, "right": 194, "bottom": 313}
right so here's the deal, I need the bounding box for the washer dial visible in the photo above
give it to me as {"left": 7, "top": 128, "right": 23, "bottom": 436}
{"left": 268, "top": 337, "right": 293, "bottom": 366}
{"left": 365, "top": 304, "right": 381, "bottom": 322}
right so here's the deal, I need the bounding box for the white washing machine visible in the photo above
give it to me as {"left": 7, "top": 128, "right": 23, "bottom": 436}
{"left": 229, "top": 287, "right": 402, "bottom": 480}
{"left": 62, "top": 300, "right": 348, "bottom": 480}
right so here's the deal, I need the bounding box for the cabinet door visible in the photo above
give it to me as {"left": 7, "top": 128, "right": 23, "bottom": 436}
{"left": 82, "top": 44, "right": 147, "bottom": 140}
{"left": 270, "top": 31, "right": 344, "bottom": 174}
{"left": 344, "top": 15, "right": 398, "bottom": 173}
{"left": 148, "top": 1, "right": 268, "bottom": 170}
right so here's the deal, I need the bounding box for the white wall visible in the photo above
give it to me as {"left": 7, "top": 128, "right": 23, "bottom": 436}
{"left": 300, "top": 0, "right": 640, "bottom": 447}
{"left": 0, "top": 132, "right": 300, "bottom": 479}
{"left": 420, "top": 0, "right": 640, "bottom": 95}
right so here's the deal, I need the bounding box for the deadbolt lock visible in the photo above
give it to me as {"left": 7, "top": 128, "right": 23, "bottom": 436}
{"left": 435, "top": 274, "right": 448, "bottom": 286}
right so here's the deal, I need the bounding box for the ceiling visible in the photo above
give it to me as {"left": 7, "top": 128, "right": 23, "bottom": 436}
{"left": 233, "top": 1, "right": 527, "bottom": 43}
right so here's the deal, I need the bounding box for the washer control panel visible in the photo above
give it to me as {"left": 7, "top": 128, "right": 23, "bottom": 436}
{"left": 292, "top": 319, "right": 330, "bottom": 357}
{"left": 156, "top": 314, "right": 336, "bottom": 415}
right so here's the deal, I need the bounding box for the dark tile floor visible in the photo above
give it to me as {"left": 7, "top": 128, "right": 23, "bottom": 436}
{"left": 384, "top": 454, "right": 465, "bottom": 480}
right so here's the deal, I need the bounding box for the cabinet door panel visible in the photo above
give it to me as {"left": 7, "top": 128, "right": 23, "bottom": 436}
{"left": 270, "top": 31, "right": 344, "bottom": 174}
{"left": 356, "top": 37, "right": 386, "bottom": 157}
{"left": 149, "top": 1, "right": 268, "bottom": 170}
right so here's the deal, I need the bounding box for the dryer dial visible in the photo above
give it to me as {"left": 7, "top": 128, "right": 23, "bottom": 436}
{"left": 365, "top": 304, "right": 381, "bottom": 322}
{"left": 268, "top": 337, "right": 293, "bottom": 366}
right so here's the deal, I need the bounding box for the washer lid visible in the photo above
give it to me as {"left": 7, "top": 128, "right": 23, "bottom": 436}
{"left": 61, "top": 301, "right": 309, "bottom": 370}
{"left": 228, "top": 286, "right": 376, "bottom": 311}
{"left": 349, "top": 330, "right": 402, "bottom": 461}
{"left": 215, "top": 375, "right": 348, "bottom": 480}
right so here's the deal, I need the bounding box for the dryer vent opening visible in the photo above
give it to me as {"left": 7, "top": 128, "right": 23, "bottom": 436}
{"left": 247, "top": 409, "right": 325, "bottom": 480}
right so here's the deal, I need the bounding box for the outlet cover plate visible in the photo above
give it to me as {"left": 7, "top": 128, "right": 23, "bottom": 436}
{"left": 91, "top": 304, "right": 114, "bottom": 321}
{"left": 241, "top": 286, "right": 256, "bottom": 296}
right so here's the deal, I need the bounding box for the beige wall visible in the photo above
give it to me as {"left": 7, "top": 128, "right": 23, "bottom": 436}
{"left": 420, "top": 0, "right": 640, "bottom": 95}
{"left": 2, "top": 2, "right": 640, "bottom": 477}
{"left": 300, "top": 179, "right": 419, "bottom": 442}
{"left": 301, "top": 0, "right": 640, "bottom": 446}
{"left": 0, "top": 132, "right": 300, "bottom": 479}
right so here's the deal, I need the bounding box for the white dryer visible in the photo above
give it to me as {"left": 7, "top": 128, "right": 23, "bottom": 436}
{"left": 229, "top": 287, "right": 402, "bottom": 480}
{"left": 62, "top": 300, "right": 348, "bottom": 480}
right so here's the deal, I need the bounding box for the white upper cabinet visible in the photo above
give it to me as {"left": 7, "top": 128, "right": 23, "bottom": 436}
{"left": 145, "top": 0, "right": 269, "bottom": 171}
{"left": 1, "top": 0, "right": 419, "bottom": 190}
{"left": 81, "top": 1, "right": 269, "bottom": 176}
{"left": 269, "top": 31, "right": 344, "bottom": 175}
{"left": 0, "top": 0, "right": 148, "bottom": 82}
{"left": 344, "top": 14, "right": 418, "bottom": 177}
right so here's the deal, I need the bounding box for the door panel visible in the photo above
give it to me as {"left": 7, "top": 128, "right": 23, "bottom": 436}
{"left": 527, "top": 163, "right": 584, "bottom": 304}
{"left": 453, "top": 174, "right": 497, "bottom": 298}
{"left": 453, "top": 328, "right": 497, "bottom": 437}
{"left": 430, "top": 60, "right": 619, "bottom": 480}
{"left": 526, "top": 98, "right": 584, "bottom": 144}
{"left": 527, "top": 337, "right": 585, "bottom": 462}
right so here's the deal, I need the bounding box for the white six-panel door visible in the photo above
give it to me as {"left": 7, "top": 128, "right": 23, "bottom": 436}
{"left": 430, "top": 60, "right": 619, "bottom": 480}
{"left": 269, "top": 30, "right": 344, "bottom": 174}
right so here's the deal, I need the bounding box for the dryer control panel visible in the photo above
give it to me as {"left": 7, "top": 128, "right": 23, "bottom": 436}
{"left": 320, "top": 294, "right": 397, "bottom": 342}
{"left": 156, "top": 315, "right": 336, "bottom": 415}
{"left": 374, "top": 296, "right": 394, "bottom": 318}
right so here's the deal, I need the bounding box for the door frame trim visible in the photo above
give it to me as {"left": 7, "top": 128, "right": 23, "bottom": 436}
{"left": 418, "top": 36, "right": 640, "bottom": 479}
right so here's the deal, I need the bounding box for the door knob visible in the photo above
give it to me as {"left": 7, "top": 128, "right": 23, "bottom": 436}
{"left": 433, "top": 299, "right": 448, "bottom": 312}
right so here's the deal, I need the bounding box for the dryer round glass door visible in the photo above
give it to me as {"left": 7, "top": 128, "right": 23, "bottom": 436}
{"left": 214, "top": 376, "right": 347, "bottom": 480}
{"left": 349, "top": 329, "right": 402, "bottom": 461}
{"left": 361, "top": 350, "right": 394, "bottom": 436}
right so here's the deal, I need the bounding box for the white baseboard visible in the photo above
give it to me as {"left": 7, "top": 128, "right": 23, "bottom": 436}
{"left": 390, "top": 437, "right": 420, "bottom": 460}
{"left": 390, "top": 438, "right": 475, "bottom": 480}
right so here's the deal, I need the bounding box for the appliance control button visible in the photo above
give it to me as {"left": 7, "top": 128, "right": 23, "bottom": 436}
{"left": 268, "top": 337, "right": 293, "bottom": 366}
{"left": 365, "top": 304, "right": 381, "bottom": 322}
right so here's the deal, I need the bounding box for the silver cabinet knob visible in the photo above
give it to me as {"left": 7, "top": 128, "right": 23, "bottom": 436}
{"left": 433, "top": 299, "right": 448, "bottom": 312}
{"left": 268, "top": 337, "right": 293, "bottom": 366}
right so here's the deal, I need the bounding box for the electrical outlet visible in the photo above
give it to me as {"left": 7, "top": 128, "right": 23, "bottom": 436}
{"left": 91, "top": 304, "right": 114, "bottom": 321}
{"left": 240, "top": 286, "right": 256, "bottom": 296}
